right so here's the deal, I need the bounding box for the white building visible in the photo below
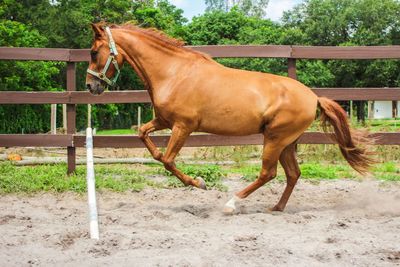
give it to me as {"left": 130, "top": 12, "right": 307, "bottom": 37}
{"left": 372, "top": 101, "right": 395, "bottom": 119}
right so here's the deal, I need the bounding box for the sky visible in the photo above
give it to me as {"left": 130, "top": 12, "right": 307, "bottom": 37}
{"left": 169, "top": 0, "right": 304, "bottom": 22}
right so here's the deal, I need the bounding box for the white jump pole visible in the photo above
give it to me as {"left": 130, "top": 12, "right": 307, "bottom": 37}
{"left": 86, "top": 104, "right": 99, "bottom": 239}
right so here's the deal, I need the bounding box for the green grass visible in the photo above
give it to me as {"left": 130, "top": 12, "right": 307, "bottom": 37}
{"left": 0, "top": 163, "right": 160, "bottom": 194}
{"left": 0, "top": 160, "right": 398, "bottom": 194}
{"left": 96, "top": 128, "right": 137, "bottom": 135}
{"left": 0, "top": 162, "right": 228, "bottom": 194}
{"left": 364, "top": 118, "right": 400, "bottom": 132}
{"left": 307, "top": 118, "right": 400, "bottom": 133}
{"left": 229, "top": 164, "right": 263, "bottom": 182}
{"left": 158, "top": 164, "right": 227, "bottom": 191}
{"left": 228, "top": 161, "right": 398, "bottom": 182}
{"left": 300, "top": 163, "right": 355, "bottom": 179}
{"left": 372, "top": 162, "right": 400, "bottom": 181}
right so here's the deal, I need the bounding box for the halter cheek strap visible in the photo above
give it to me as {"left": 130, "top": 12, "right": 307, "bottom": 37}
{"left": 87, "top": 26, "right": 121, "bottom": 87}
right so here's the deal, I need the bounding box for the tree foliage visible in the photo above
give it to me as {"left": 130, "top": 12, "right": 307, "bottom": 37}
{"left": 1, "top": 0, "right": 400, "bottom": 133}
{"left": 282, "top": 0, "right": 400, "bottom": 119}
{"left": 0, "top": 20, "right": 60, "bottom": 133}
{"left": 0, "top": 0, "right": 187, "bottom": 132}
{"left": 282, "top": 0, "right": 400, "bottom": 87}
{"left": 205, "top": 0, "right": 269, "bottom": 17}
{"left": 283, "top": 0, "right": 400, "bottom": 46}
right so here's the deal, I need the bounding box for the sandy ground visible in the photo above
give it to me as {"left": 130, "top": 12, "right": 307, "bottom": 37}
{"left": 1, "top": 177, "right": 400, "bottom": 267}
{"left": 1, "top": 145, "right": 219, "bottom": 160}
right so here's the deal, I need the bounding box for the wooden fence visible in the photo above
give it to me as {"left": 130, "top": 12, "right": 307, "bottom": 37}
{"left": 0, "top": 45, "right": 399, "bottom": 173}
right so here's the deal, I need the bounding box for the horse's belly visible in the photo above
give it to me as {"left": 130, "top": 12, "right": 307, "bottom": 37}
{"left": 197, "top": 111, "right": 263, "bottom": 136}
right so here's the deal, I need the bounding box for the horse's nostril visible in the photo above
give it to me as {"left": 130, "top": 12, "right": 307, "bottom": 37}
{"left": 86, "top": 84, "right": 91, "bottom": 91}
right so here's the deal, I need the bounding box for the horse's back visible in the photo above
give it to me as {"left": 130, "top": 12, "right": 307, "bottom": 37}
{"left": 190, "top": 64, "right": 318, "bottom": 136}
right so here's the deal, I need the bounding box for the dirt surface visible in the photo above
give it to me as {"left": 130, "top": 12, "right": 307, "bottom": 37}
{"left": 0, "top": 145, "right": 217, "bottom": 160}
{"left": 1, "top": 178, "right": 400, "bottom": 266}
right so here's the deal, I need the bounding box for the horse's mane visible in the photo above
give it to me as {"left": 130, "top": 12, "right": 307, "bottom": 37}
{"left": 95, "top": 22, "right": 212, "bottom": 61}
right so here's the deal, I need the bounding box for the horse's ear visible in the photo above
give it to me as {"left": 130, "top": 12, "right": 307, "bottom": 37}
{"left": 91, "top": 23, "right": 104, "bottom": 39}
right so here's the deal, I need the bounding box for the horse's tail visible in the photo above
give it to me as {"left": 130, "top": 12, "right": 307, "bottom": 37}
{"left": 317, "top": 97, "right": 375, "bottom": 174}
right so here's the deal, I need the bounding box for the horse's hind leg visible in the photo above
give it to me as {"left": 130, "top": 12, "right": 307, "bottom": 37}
{"left": 223, "top": 137, "right": 285, "bottom": 214}
{"left": 271, "top": 142, "right": 301, "bottom": 212}
{"left": 161, "top": 124, "right": 206, "bottom": 189}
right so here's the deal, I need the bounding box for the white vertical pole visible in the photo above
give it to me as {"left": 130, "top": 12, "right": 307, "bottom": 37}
{"left": 368, "top": 101, "right": 374, "bottom": 119}
{"left": 137, "top": 106, "right": 141, "bottom": 130}
{"left": 88, "top": 104, "right": 92, "bottom": 128}
{"left": 86, "top": 104, "right": 99, "bottom": 240}
{"left": 63, "top": 104, "right": 67, "bottom": 131}
{"left": 350, "top": 100, "right": 353, "bottom": 120}
{"left": 51, "top": 104, "right": 57, "bottom": 134}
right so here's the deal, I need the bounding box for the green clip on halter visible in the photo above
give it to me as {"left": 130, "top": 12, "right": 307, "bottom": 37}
{"left": 87, "top": 27, "right": 121, "bottom": 87}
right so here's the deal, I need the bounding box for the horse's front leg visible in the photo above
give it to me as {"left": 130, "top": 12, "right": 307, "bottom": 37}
{"left": 138, "top": 118, "right": 166, "bottom": 160}
{"left": 161, "top": 124, "right": 206, "bottom": 190}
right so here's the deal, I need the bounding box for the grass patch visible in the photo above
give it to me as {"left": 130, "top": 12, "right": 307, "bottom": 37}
{"left": 229, "top": 161, "right": 399, "bottom": 182}
{"left": 192, "top": 146, "right": 261, "bottom": 163}
{"left": 300, "top": 163, "right": 355, "bottom": 179}
{"left": 158, "top": 164, "right": 227, "bottom": 191}
{"left": 372, "top": 162, "right": 400, "bottom": 181}
{"left": 308, "top": 118, "right": 400, "bottom": 132}
{"left": 374, "top": 162, "right": 397, "bottom": 173}
{"left": 96, "top": 128, "right": 137, "bottom": 135}
{"left": 0, "top": 160, "right": 398, "bottom": 195}
{"left": 228, "top": 164, "right": 260, "bottom": 182}
{"left": 364, "top": 118, "right": 400, "bottom": 132}
{"left": 0, "top": 163, "right": 160, "bottom": 194}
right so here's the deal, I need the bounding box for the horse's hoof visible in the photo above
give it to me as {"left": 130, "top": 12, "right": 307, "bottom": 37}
{"left": 223, "top": 195, "right": 241, "bottom": 215}
{"left": 195, "top": 177, "right": 207, "bottom": 190}
{"left": 268, "top": 206, "right": 283, "bottom": 212}
{"left": 223, "top": 206, "right": 236, "bottom": 215}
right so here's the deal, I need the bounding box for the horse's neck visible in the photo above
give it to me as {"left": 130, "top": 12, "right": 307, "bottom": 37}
{"left": 116, "top": 30, "right": 193, "bottom": 98}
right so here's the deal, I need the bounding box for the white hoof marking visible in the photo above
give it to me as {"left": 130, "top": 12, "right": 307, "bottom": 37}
{"left": 223, "top": 195, "right": 241, "bottom": 215}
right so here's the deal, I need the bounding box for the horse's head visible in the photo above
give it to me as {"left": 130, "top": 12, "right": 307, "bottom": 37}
{"left": 86, "top": 23, "right": 123, "bottom": 95}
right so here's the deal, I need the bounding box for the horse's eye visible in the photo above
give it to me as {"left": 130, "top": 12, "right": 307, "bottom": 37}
{"left": 90, "top": 50, "right": 98, "bottom": 60}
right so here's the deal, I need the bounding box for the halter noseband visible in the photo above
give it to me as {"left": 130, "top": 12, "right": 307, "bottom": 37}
{"left": 87, "top": 27, "right": 121, "bottom": 87}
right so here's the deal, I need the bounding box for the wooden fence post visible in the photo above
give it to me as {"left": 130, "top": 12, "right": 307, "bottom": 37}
{"left": 288, "top": 58, "right": 297, "bottom": 80}
{"left": 288, "top": 57, "right": 298, "bottom": 151}
{"left": 67, "top": 62, "right": 76, "bottom": 174}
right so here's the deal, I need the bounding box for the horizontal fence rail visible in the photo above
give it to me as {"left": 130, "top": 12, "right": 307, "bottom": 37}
{"left": 1, "top": 88, "right": 400, "bottom": 104}
{"left": 0, "top": 46, "right": 399, "bottom": 173}
{"left": 3, "top": 45, "right": 400, "bottom": 61}
{"left": 1, "top": 132, "right": 399, "bottom": 148}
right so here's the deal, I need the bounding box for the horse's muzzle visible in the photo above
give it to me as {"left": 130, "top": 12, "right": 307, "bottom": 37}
{"left": 86, "top": 82, "right": 105, "bottom": 95}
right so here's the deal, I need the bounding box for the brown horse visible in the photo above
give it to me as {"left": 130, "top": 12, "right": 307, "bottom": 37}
{"left": 86, "top": 23, "right": 374, "bottom": 214}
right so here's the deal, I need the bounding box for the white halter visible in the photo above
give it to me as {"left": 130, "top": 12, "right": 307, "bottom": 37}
{"left": 87, "top": 27, "right": 121, "bottom": 87}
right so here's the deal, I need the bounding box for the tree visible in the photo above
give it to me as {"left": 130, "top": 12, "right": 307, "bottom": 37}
{"left": 283, "top": 0, "right": 400, "bottom": 121}
{"left": 185, "top": 8, "right": 334, "bottom": 85}
{"left": 0, "top": 20, "right": 60, "bottom": 133}
{"left": 186, "top": 8, "right": 248, "bottom": 45}
{"left": 283, "top": 0, "right": 400, "bottom": 46}
{"left": 3, "top": 0, "right": 400, "bottom": 129}
{"left": 205, "top": 0, "right": 269, "bottom": 18}
{"left": 283, "top": 0, "right": 400, "bottom": 88}
{"left": 2, "top": 0, "right": 189, "bottom": 131}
